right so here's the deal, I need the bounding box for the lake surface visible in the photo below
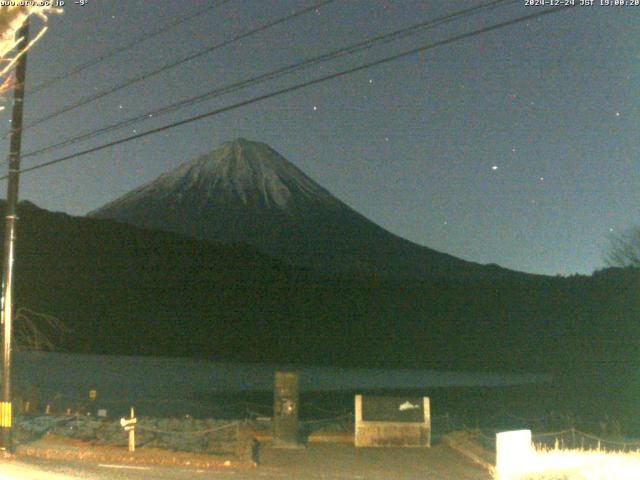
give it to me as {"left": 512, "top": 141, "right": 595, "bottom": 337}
{"left": 10, "top": 351, "right": 551, "bottom": 418}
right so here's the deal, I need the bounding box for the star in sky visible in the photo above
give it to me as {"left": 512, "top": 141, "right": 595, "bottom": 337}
{"left": 11, "top": 0, "right": 636, "bottom": 277}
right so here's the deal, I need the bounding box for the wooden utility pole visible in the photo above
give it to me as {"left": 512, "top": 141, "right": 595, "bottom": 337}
{"left": 1, "top": 18, "right": 29, "bottom": 451}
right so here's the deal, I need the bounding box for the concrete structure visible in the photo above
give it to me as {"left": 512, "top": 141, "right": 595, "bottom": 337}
{"left": 354, "top": 394, "right": 431, "bottom": 447}
{"left": 272, "top": 371, "right": 301, "bottom": 448}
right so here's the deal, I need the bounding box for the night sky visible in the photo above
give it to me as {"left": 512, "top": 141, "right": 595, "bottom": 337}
{"left": 1, "top": 0, "right": 638, "bottom": 276}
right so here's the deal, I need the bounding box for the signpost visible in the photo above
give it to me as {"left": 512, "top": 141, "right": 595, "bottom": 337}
{"left": 120, "top": 407, "right": 137, "bottom": 452}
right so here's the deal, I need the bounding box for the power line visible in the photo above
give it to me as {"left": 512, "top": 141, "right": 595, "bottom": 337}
{"left": 3, "top": 5, "right": 574, "bottom": 181}
{"left": 15, "top": 0, "right": 337, "bottom": 134}
{"left": 14, "top": 4, "right": 573, "bottom": 176}
{"left": 22, "top": 0, "right": 518, "bottom": 160}
{"left": 27, "top": 0, "right": 232, "bottom": 95}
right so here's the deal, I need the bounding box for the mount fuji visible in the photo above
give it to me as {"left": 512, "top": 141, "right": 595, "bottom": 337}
{"left": 89, "top": 138, "right": 517, "bottom": 279}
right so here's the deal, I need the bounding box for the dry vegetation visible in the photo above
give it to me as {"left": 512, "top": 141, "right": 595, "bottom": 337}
{"left": 14, "top": 307, "right": 69, "bottom": 351}
{"left": 496, "top": 447, "right": 640, "bottom": 480}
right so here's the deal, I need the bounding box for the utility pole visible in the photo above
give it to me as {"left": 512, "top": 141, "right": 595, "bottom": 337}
{"left": 1, "top": 18, "right": 29, "bottom": 451}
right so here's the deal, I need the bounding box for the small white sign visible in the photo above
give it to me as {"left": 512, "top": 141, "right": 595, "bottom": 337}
{"left": 399, "top": 401, "right": 420, "bottom": 411}
{"left": 120, "top": 416, "right": 137, "bottom": 431}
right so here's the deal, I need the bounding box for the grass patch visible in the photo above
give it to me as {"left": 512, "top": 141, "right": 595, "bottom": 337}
{"left": 496, "top": 446, "right": 640, "bottom": 480}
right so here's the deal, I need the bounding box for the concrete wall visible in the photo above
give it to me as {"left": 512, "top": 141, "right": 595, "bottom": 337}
{"left": 354, "top": 395, "right": 431, "bottom": 448}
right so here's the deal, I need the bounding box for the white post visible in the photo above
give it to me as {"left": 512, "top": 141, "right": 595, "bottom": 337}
{"left": 128, "top": 407, "right": 135, "bottom": 453}
{"left": 354, "top": 394, "right": 362, "bottom": 447}
{"left": 423, "top": 397, "right": 431, "bottom": 447}
{"left": 496, "top": 429, "right": 532, "bottom": 480}
{"left": 120, "top": 407, "right": 137, "bottom": 453}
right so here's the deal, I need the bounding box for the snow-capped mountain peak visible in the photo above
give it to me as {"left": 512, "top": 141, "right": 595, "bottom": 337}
{"left": 90, "top": 138, "right": 513, "bottom": 279}
{"left": 106, "top": 138, "right": 336, "bottom": 213}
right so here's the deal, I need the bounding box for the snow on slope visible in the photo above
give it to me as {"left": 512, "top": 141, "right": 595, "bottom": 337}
{"left": 93, "top": 138, "right": 340, "bottom": 214}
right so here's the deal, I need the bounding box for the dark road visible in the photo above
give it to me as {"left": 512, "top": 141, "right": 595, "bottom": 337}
{"left": 1, "top": 443, "right": 491, "bottom": 479}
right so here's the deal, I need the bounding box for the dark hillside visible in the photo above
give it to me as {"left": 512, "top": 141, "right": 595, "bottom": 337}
{"left": 4, "top": 202, "right": 638, "bottom": 382}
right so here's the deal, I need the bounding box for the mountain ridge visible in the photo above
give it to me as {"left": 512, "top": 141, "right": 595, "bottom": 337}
{"left": 89, "top": 138, "right": 531, "bottom": 279}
